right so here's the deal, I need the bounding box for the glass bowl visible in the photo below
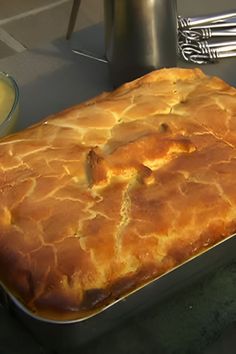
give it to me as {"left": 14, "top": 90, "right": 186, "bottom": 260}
{"left": 0, "top": 72, "right": 19, "bottom": 137}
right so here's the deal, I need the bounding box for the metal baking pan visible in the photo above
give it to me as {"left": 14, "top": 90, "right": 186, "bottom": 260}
{"left": 0, "top": 233, "right": 236, "bottom": 353}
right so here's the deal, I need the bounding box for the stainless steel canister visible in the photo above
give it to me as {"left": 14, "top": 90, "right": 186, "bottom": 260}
{"left": 104, "top": 0, "right": 177, "bottom": 87}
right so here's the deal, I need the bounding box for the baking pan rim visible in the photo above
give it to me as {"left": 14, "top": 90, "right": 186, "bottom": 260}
{"left": 1, "top": 231, "right": 236, "bottom": 324}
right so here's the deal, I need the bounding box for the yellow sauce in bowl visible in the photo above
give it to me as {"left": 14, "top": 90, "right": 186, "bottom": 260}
{"left": 0, "top": 78, "right": 15, "bottom": 122}
{"left": 0, "top": 73, "right": 19, "bottom": 137}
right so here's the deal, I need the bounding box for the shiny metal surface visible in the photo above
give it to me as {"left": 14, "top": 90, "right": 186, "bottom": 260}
{"left": 178, "top": 11, "right": 236, "bottom": 28}
{"left": 179, "top": 41, "right": 236, "bottom": 64}
{"left": 104, "top": 0, "right": 177, "bottom": 87}
{"left": 178, "top": 11, "right": 236, "bottom": 65}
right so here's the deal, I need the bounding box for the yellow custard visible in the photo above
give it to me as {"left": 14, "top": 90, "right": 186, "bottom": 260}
{"left": 0, "top": 74, "right": 19, "bottom": 137}
{"left": 0, "top": 78, "right": 14, "bottom": 122}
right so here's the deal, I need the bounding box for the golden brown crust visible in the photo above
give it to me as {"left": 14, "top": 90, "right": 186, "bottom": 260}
{"left": 0, "top": 67, "right": 236, "bottom": 320}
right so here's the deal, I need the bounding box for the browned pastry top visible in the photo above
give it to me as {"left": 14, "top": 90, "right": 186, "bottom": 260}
{"left": 1, "top": 68, "right": 236, "bottom": 320}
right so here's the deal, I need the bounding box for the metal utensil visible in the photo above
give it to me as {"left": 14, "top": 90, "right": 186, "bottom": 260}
{"left": 179, "top": 28, "right": 236, "bottom": 42}
{"left": 189, "top": 20, "right": 236, "bottom": 30}
{"left": 189, "top": 51, "right": 236, "bottom": 65}
{"left": 178, "top": 12, "right": 236, "bottom": 29}
{"left": 178, "top": 10, "right": 236, "bottom": 64}
{"left": 180, "top": 44, "right": 236, "bottom": 64}
{"left": 197, "top": 40, "right": 236, "bottom": 49}
{"left": 179, "top": 40, "right": 236, "bottom": 53}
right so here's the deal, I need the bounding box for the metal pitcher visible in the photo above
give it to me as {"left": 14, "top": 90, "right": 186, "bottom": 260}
{"left": 104, "top": 0, "right": 178, "bottom": 87}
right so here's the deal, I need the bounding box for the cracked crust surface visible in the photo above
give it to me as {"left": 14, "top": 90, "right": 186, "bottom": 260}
{"left": 1, "top": 68, "right": 236, "bottom": 320}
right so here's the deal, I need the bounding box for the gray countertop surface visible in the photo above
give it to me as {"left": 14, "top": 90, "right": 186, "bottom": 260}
{"left": 1, "top": 1, "right": 236, "bottom": 353}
